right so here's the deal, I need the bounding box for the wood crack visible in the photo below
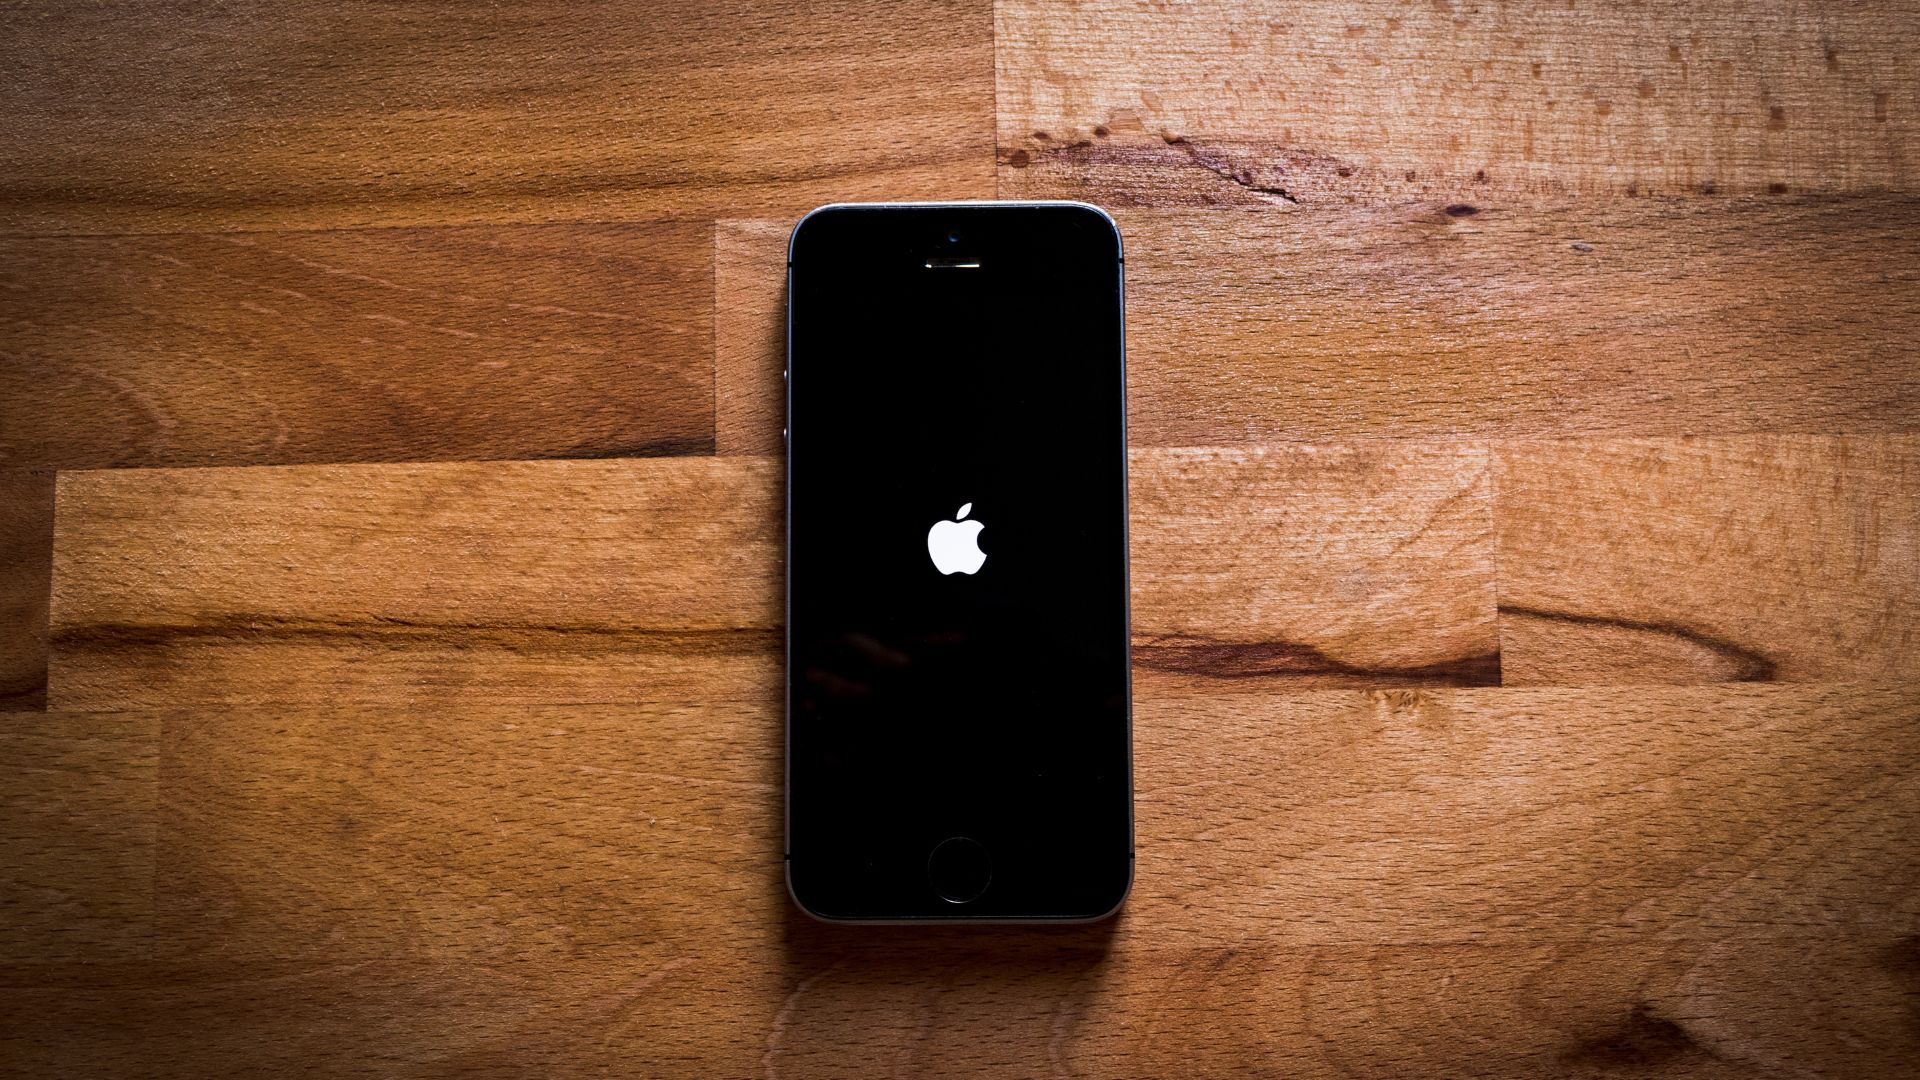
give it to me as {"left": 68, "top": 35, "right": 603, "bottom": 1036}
{"left": 1160, "top": 134, "right": 1300, "bottom": 204}
{"left": 1134, "top": 633, "right": 1499, "bottom": 686}
{"left": 1498, "top": 605, "right": 1777, "bottom": 682}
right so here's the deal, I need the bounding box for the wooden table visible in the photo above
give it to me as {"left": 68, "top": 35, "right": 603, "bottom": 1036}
{"left": 3, "top": 2, "right": 1917, "bottom": 1075}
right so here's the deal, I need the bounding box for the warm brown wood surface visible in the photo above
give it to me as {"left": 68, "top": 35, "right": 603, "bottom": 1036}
{"left": 0, "top": 471, "right": 53, "bottom": 709}
{"left": 4, "top": 685, "right": 1916, "bottom": 1075}
{"left": 0, "top": 0, "right": 994, "bottom": 233}
{"left": 1, "top": 224, "right": 715, "bottom": 468}
{"left": 4, "top": 0, "right": 1919, "bottom": 1076}
{"left": 997, "top": 0, "right": 1920, "bottom": 203}
{"left": 1496, "top": 435, "right": 1920, "bottom": 685}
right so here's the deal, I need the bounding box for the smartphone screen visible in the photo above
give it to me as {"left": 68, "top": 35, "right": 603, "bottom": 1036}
{"left": 785, "top": 202, "right": 1131, "bottom": 921}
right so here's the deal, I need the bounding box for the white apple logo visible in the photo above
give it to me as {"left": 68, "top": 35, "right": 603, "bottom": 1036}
{"left": 927, "top": 502, "right": 987, "bottom": 575}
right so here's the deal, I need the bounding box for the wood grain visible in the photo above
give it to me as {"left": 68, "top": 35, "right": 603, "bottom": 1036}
{"left": 0, "top": 0, "right": 994, "bottom": 234}
{"left": 8, "top": 940, "right": 1915, "bottom": 1077}
{"left": 0, "top": 710, "right": 157, "bottom": 964}
{"left": 1496, "top": 435, "right": 1920, "bottom": 685}
{"left": 716, "top": 199, "right": 1920, "bottom": 450}
{"left": 0, "top": 471, "right": 55, "bottom": 710}
{"left": 49, "top": 448, "right": 1496, "bottom": 710}
{"left": 152, "top": 700, "right": 781, "bottom": 969}
{"left": 714, "top": 220, "right": 790, "bottom": 455}
{"left": 1130, "top": 444, "right": 1497, "bottom": 690}
{"left": 997, "top": 0, "right": 1920, "bottom": 204}
{"left": 49, "top": 457, "right": 784, "bottom": 711}
{"left": 0, "top": 223, "right": 714, "bottom": 469}
{"left": 1124, "top": 199, "right": 1920, "bottom": 443}
{"left": 2, "top": 683, "right": 1914, "bottom": 1075}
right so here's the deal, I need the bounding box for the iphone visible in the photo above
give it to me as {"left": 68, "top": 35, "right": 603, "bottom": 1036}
{"left": 785, "top": 202, "right": 1132, "bottom": 922}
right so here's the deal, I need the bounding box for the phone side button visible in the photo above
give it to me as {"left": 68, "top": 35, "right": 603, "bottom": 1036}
{"left": 926, "top": 836, "right": 992, "bottom": 905}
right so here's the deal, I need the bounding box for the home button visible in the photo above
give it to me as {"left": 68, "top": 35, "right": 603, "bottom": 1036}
{"left": 927, "top": 836, "right": 992, "bottom": 904}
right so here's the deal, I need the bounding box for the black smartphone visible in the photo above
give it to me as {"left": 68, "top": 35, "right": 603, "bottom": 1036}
{"left": 785, "top": 202, "right": 1132, "bottom": 922}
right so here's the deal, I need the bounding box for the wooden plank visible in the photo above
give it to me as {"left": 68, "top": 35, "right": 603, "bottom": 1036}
{"left": 49, "top": 457, "right": 785, "bottom": 710}
{"left": 1135, "top": 682, "right": 1920, "bottom": 943}
{"left": 0, "top": 711, "right": 158, "bottom": 964}
{"left": 714, "top": 220, "right": 789, "bottom": 455}
{"left": 997, "top": 0, "right": 1920, "bottom": 204}
{"left": 151, "top": 701, "right": 781, "bottom": 969}
{"left": 0, "top": 471, "right": 55, "bottom": 710}
{"left": 6, "top": 936, "right": 1914, "bottom": 1077}
{"left": 714, "top": 200, "right": 1920, "bottom": 449}
{"left": 0, "top": 0, "right": 994, "bottom": 234}
{"left": 1496, "top": 435, "right": 1920, "bottom": 684}
{"left": 1124, "top": 200, "right": 1920, "bottom": 443}
{"left": 1130, "top": 444, "right": 1497, "bottom": 690}
{"left": 0, "top": 224, "right": 714, "bottom": 469}
{"left": 49, "top": 447, "right": 1495, "bottom": 710}
{"left": 3, "top": 683, "right": 1914, "bottom": 1074}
